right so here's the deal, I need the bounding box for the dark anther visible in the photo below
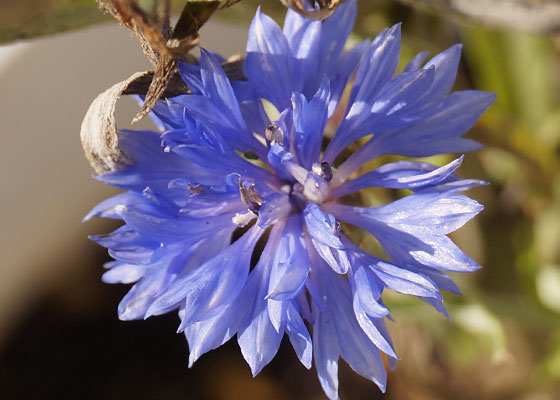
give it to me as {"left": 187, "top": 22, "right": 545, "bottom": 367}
{"left": 188, "top": 183, "right": 203, "bottom": 194}
{"left": 239, "top": 181, "right": 263, "bottom": 213}
{"left": 320, "top": 162, "right": 333, "bottom": 181}
{"left": 265, "top": 123, "right": 284, "bottom": 145}
{"left": 335, "top": 220, "right": 342, "bottom": 233}
{"left": 293, "top": 182, "right": 304, "bottom": 193}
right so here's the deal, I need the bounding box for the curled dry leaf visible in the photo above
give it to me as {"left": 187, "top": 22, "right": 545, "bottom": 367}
{"left": 81, "top": 72, "right": 148, "bottom": 175}
{"left": 122, "top": 70, "right": 191, "bottom": 97}
{"left": 81, "top": 56, "right": 243, "bottom": 174}
{"left": 278, "top": 0, "right": 340, "bottom": 20}
{"left": 83, "top": 1, "right": 246, "bottom": 174}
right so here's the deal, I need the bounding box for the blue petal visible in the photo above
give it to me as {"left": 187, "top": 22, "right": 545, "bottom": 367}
{"left": 330, "top": 156, "right": 463, "bottom": 199}
{"left": 303, "top": 203, "right": 351, "bottom": 274}
{"left": 117, "top": 265, "right": 171, "bottom": 320}
{"left": 349, "top": 24, "right": 401, "bottom": 104}
{"left": 311, "top": 240, "right": 351, "bottom": 275}
{"left": 245, "top": 8, "right": 294, "bottom": 110}
{"left": 117, "top": 234, "right": 231, "bottom": 320}
{"left": 318, "top": 257, "right": 397, "bottom": 359}
{"left": 288, "top": 20, "right": 322, "bottom": 96}
{"left": 334, "top": 90, "right": 495, "bottom": 181}
{"left": 173, "top": 97, "right": 259, "bottom": 156}
{"left": 135, "top": 95, "right": 186, "bottom": 131}
{"left": 184, "top": 277, "right": 255, "bottom": 366}
{"left": 312, "top": 300, "right": 341, "bottom": 400}
{"left": 371, "top": 90, "right": 496, "bottom": 157}
{"left": 265, "top": 289, "right": 312, "bottom": 368}
{"left": 296, "top": 288, "right": 313, "bottom": 322}
{"left": 268, "top": 143, "right": 296, "bottom": 182}
{"left": 90, "top": 225, "right": 157, "bottom": 252}
{"left": 97, "top": 130, "right": 220, "bottom": 190}
{"left": 177, "top": 61, "right": 204, "bottom": 94}
{"left": 108, "top": 241, "right": 160, "bottom": 265}
{"left": 323, "top": 23, "right": 401, "bottom": 162}
{"left": 145, "top": 226, "right": 262, "bottom": 319}
{"left": 349, "top": 264, "right": 389, "bottom": 319}
{"left": 326, "top": 39, "right": 369, "bottom": 117}
{"left": 416, "top": 267, "right": 463, "bottom": 295}
{"left": 189, "top": 50, "right": 265, "bottom": 158}
{"left": 198, "top": 49, "right": 244, "bottom": 126}
{"left": 329, "top": 66, "right": 438, "bottom": 164}
{"left": 372, "top": 189, "right": 485, "bottom": 235}
{"left": 303, "top": 203, "right": 344, "bottom": 249}
{"left": 83, "top": 192, "right": 142, "bottom": 222}
{"left": 116, "top": 204, "right": 238, "bottom": 241}
{"left": 318, "top": 0, "right": 358, "bottom": 70}
{"left": 346, "top": 23, "right": 402, "bottom": 115}
{"left": 257, "top": 192, "right": 292, "bottom": 228}
{"left": 170, "top": 141, "right": 278, "bottom": 185}
{"left": 283, "top": 0, "right": 357, "bottom": 100}
{"left": 283, "top": 8, "right": 310, "bottom": 41}
{"left": 352, "top": 299, "right": 397, "bottom": 359}
{"left": 326, "top": 181, "right": 485, "bottom": 273}
{"left": 329, "top": 289, "right": 388, "bottom": 391}
{"left": 293, "top": 79, "right": 330, "bottom": 169}
{"left": 422, "top": 44, "right": 462, "bottom": 101}
{"left": 237, "top": 98, "right": 270, "bottom": 139}
{"left": 403, "top": 51, "right": 429, "bottom": 72}
{"left": 267, "top": 214, "right": 309, "bottom": 300}
{"left": 355, "top": 251, "right": 442, "bottom": 299}
{"left": 238, "top": 224, "right": 285, "bottom": 376}
{"left": 313, "top": 261, "right": 388, "bottom": 393}
{"left": 285, "top": 301, "right": 313, "bottom": 368}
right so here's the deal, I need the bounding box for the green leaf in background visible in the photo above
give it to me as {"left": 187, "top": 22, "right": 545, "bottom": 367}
{"left": 0, "top": 0, "right": 228, "bottom": 45}
{"left": 536, "top": 264, "right": 560, "bottom": 313}
{"left": 0, "top": 0, "right": 108, "bottom": 44}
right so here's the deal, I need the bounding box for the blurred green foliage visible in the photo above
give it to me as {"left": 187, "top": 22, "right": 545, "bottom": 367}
{"left": 226, "top": 1, "right": 560, "bottom": 398}
{"left": 354, "top": 3, "right": 560, "bottom": 399}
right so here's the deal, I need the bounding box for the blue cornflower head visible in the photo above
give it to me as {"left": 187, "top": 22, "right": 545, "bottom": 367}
{"left": 86, "top": 1, "right": 495, "bottom": 398}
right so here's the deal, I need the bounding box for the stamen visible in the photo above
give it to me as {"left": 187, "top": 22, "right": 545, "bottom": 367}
{"left": 311, "top": 162, "right": 334, "bottom": 182}
{"left": 321, "top": 162, "right": 333, "bottom": 181}
{"left": 239, "top": 181, "right": 263, "bottom": 213}
{"left": 188, "top": 183, "right": 203, "bottom": 194}
{"left": 265, "top": 123, "right": 284, "bottom": 145}
{"left": 232, "top": 210, "right": 257, "bottom": 227}
{"left": 335, "top": 220, "right": 342, "bottom": 233}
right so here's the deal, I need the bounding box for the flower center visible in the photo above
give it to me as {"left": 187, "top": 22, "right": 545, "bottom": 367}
{"left": 233, "top": 121, "right": 337, "bottom": 227}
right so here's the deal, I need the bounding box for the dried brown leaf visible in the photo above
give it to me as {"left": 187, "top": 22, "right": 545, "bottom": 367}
{"left": 81, "top": 72, "right": 149, "bottom": 175}
{"left": 82, "top": 0, "right": 248, "bottom": 174}
{"left": 132, "top": 55, "right": 179, "bottom": 124}
{"left": 122, "top": 71, "right": 190, "bottom": 97}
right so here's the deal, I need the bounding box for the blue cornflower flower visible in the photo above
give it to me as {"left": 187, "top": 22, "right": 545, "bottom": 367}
{"left": 85, "top": 1, "right": 495, "bottom": 398}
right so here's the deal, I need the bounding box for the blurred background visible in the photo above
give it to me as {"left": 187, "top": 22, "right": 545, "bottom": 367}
{"left": 1, "top": 1, "right": 559, "bottom": 399}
